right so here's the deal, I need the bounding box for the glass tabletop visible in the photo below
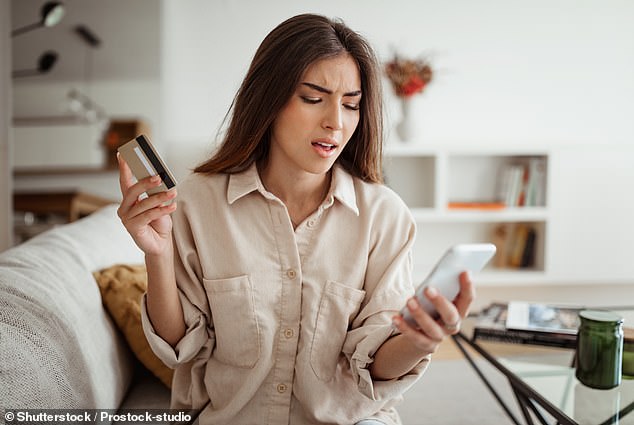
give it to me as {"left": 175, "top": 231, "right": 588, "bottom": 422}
{"left": 460, "top": 318, "right": 634, "bottom": 425}
{"left": 499, "top": 354, "right": 634, "bottom": 424}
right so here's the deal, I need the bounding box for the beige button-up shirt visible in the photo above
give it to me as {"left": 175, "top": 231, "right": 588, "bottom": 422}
{"left": 141, "top": 163, "right": 428, "bottom": 425}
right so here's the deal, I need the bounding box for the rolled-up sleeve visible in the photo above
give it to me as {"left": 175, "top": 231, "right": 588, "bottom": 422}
{"left": 140, "top": 291, "right": 212, "bottom": 368}
{"left": 343, "top": 285, "right": 430, "bottom": 401}
{"left": 347, "top": 324, "right": 430, "bottom": 400}
{"left": 342, "top": 197, "right": 428, "bottom": 400}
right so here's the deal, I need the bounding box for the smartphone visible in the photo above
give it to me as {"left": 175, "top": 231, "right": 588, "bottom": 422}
{"left": 117, "top": 134, "right": 177, "bottom": 197}
{"left": 401, "top": 243, "right": 497, "bottom": 327}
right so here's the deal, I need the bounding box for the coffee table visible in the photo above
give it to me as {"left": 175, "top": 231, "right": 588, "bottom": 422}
{"left": 454, "top": 320, "right": 634, "bottom": 425}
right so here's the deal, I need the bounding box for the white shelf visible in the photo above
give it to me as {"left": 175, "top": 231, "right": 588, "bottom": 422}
{"left": 385, "top": 148, "right": 551, "bottom": 286}
{"left": 385, "top": 142, "right": 552, "bottom": 157}
{"left": 384, "top": 144, "right": 634, "bottom": 296}
{"left": 411, "top": 207, "right": 549, "bottom": 223}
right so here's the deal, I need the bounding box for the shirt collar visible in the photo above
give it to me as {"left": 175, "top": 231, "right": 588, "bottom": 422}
{"left": 330, "top": 164, "right": 359, "bottom": 216}
{"left": 227, "top": 162, "right": 359, "bottom": 216}
{"left": 227, "top": 163, "right": 268, "bottom": 204}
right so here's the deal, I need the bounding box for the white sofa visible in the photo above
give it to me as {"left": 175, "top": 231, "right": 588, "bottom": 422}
{"left": 0, "top": 205, "right": 170, "bottom": 411}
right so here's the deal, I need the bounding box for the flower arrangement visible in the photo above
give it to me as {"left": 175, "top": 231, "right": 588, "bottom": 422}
{"left": 384, "top": 55, "right": 433, "bottom": 97}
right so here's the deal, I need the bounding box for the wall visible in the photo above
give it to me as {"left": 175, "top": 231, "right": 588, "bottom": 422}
{"left": 161, "top": 0, "right": 634, "bottom": 163}
{"left": 1, "top": 1, "right": 12, "bottom": 250}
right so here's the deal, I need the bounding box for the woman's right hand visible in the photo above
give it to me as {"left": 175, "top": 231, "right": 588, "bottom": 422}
{"left": 117, "top": 153, "right": 178, "bottom": 256}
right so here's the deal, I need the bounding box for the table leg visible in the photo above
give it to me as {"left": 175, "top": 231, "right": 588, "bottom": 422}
{"left": 512, "top": 388, "right": 536, "bottom": 425}
{"left": 513, "top": 388, "right": 558, "bottom": 425}
{"left": 451, "top": 334, "right": 522, "bottom": 425}
{"left": 453, "top": 333, "right": 579, "bottom": 425}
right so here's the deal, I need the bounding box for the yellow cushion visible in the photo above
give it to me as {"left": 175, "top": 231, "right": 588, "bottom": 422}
{"left": 93, "top": 264, "right": 173, "bottom": 389}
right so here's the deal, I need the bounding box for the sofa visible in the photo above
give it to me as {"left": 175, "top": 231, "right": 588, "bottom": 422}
{"left": 0, "top": 204, "right": 170, "bottom": 413}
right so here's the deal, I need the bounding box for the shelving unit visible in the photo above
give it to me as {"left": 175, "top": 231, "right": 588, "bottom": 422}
{"left": 383, "top": 144, "right": 551, "bottom": 286}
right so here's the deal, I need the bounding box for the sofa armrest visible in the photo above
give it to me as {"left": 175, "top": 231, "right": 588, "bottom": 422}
{"left": 0, "top": 205, "right": 144, "bottom": 409}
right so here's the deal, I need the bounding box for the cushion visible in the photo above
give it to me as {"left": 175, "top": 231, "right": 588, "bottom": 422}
{"left": 94, "top": 264, "right": 174, "bottom": 389}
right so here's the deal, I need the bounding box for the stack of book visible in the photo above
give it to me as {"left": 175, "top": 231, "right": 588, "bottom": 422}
{"left": 472, "top": 302, "right": 581, "bottom": 348}
{"left": 498, "top": 157, "right": 547, "bottom": 208}
{"left": 472, "top": 302, "right": 634, "bottom": 349}
{"left": 491, "top": 223, "right": 538, "bottom": 269}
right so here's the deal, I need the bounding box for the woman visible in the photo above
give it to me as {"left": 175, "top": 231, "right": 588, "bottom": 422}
{"left": 117, "top": 13, "right": 473, "bottom": 425}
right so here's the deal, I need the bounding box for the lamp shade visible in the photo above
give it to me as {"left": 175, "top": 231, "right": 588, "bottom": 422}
{"left": 12, "top": 51, "right": 59, "bottom": 78}
{"left": 38, "top": 51, "right": 58, "bottom": 72}
{"left": 11, "top": 1, "right": 65, "bottom": 37}
{"left": 42, "top": 2, "right": 65, "bottom": 27}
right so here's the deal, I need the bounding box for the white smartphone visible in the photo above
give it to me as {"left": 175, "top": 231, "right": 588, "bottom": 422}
{"left": 401, "top": 243, "right": 497, "bottom": 327}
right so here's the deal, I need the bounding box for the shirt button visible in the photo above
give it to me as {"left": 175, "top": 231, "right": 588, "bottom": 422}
{"left": 277, "top": 383, "right": 287, "bottom": 393}
{"left": 307, "top": 219, "right": 317, "bottom": 228}
{"left": 284, "top": 329, "right": 294, "bottom": 338}
{"left": 286, "top": 269, "right": 296, "bottom": 279}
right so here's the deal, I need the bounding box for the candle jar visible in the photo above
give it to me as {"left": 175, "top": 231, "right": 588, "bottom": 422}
{"left": 576, "top": 310, "right": 624, "bottom": 390}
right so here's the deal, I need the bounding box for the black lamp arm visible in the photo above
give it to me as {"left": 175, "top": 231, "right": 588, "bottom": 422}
{"left": 11, "top": 22, "right": 42, "bottom": 37}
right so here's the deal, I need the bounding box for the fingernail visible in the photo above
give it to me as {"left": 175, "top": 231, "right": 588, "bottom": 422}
{"left": 151, "top": 175, "right": 161, "bottom": 183}
{"left": 407, "top": 298, "right": 418, "bottom": 309}
{"left": 426, "top": 286, "right": 439, "bottom": 298}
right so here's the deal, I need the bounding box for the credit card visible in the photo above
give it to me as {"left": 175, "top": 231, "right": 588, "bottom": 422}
{"left": 117, "top": 134, "right": 177, "bottom": 196}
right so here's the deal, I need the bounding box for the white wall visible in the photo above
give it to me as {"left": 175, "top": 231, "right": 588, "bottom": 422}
{"left": 160, "top": 0, "right": 634, "bottom": 162}
{"left": 1, "top": 0, "right": 12, "bottom": 250}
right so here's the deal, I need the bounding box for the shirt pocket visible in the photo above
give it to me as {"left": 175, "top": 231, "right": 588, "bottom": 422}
{"left": 310, "top": 279, "right": 366, "bottom": 381}
{"left": 203, "top": 274, "right": 261, "bottom": 368}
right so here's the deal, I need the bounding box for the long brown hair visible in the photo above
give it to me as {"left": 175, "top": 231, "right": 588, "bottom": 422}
{"left": 194, "top": 13, "right": 384, "bottom": 183}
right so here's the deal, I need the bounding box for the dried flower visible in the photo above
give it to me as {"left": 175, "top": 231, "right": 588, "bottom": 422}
{"left": 384, "top": 55, "right": 433, "bottom": 98}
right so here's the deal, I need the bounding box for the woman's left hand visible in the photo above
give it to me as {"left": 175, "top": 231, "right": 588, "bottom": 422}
{"left": 392, "top": 271, "right": 475, "bottom": 354}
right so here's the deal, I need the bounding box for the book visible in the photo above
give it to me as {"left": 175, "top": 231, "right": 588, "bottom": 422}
{"left": 473, "top": 303, "right": 634, "bottom": 348}
{"left": 447, "top": 202, "right": 506, "bottom": 210}
{"left": 490, "top": 223, "right": 537, "bottom": 269}
{"left": 520, "top": 227, "right": 537, "bottom": 268}
{"left": 503, "top": 165, "right": 524, "bottom": 207}
{"left": 525, "top": 157, "right": 547, "bottom": 207}
{"left": 517, "top": 163, "right": 530, "bottom": 207}
{"left": 506, "top": 301, "right": 580, "bottom": 334}
{"left": 472, "top": 302, "right": 580, "bottom": 348}
{"left": 508, "top": 224, "right": 530, "bottom": 268}
{"left": 491, "top": 224, "right": 510, "bottom": 268}
{"left": 497, "top": 158, "right": 547, "bottom": 208}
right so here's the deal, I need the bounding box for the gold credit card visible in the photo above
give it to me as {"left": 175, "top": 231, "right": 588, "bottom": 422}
{"left": 117, "top": 134, "right": 177, "bottom": 196}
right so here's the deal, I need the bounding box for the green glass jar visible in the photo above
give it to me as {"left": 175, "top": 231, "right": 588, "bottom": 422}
{"left": 575, "top": 310, "right": 624, "bottom": 390}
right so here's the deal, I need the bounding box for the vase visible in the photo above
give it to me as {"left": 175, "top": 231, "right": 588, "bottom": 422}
{"left": 395, "top": 97, "right": 421, "bottom": 142}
